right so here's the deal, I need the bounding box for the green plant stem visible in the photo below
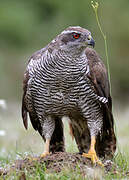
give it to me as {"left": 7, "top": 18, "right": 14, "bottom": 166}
{"left": 91, "top": 1, "right": 111, "bottom": 92}
{"left": 104, "top": 37, "right": 111, "bottom": 86}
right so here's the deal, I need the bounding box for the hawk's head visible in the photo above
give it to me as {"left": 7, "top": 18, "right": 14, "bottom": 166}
{"left": 54, "top": 26, "right": 95, "bottom": 53}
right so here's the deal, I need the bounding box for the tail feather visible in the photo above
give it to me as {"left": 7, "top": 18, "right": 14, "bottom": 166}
{"left": 22, "top": 103, "right": 28, "bottom": 130}
{"left": 22, "top": 94, "right": 28, "bottom": 130}
{"left": 96, "top": 98, "right": 116, "bottom": 158}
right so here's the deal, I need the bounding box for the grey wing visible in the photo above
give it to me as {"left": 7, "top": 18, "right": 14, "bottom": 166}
{"left": 22, "top": 48, "right": 45, "bottom": 132}
{"left": 22, "top": 70, "right": 29, "bottom": 130}
{"left": 86, "top": 48, "right": 110, "bottom": 99}
{"left": 22, "top": 69, "right": 40, "bottom": 132}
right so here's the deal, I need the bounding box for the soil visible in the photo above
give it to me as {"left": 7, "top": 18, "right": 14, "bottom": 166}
{"left": 0, "top": 152, "right": 116, "bottom": 178}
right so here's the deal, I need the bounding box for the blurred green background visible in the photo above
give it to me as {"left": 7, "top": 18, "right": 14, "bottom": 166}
{"left": 0, "top": 0, "right": 129, "bottom": 158}
{"left": 0, "top": 0, "right": 129, "bottom": 101}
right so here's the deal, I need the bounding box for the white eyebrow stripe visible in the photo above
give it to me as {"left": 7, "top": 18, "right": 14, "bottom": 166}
{"left": 61, "top": 30, "right": 79, "bottom": 35}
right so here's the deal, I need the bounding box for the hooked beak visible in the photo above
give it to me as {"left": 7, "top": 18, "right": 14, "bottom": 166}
{"left": 88, "top": 37, "right": 95, "bottom": 48}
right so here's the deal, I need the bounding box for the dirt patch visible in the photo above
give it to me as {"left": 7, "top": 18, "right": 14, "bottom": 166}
{"left": 0, "top": 152, "right": 117, "bottom": 177}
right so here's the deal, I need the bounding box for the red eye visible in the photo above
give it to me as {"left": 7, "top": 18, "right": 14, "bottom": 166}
{"left": 72, "top": 33, "right": 80, "bottom": 39}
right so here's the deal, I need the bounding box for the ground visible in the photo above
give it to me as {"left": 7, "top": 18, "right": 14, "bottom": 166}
{"left": 0, "top": 152, "right": 129, "bottom": 179}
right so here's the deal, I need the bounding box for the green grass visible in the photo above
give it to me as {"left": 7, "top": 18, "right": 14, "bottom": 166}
{"left": 105, "top": 154, "right": 129, "bottom": 179}
{"left": 0, "top": 102, "right": 129, "bottom": 179}
{"left": 3, "top": 165, "right": 86, "bottom": 180}
{"left": 1, "top": 152, "right": 129, "bottom": 179}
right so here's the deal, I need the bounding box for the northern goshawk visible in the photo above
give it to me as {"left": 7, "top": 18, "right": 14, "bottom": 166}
{"left": 22, "top": 26, "right": 116, "bottom": 165}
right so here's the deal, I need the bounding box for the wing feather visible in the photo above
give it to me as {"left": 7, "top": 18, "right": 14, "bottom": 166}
{"left": 86, "top": 47, "right": 116, "bottom": 158}
{"left": 22, "top": 71, "right": 29, "bottom": 130}
{"left": 21, "top": 48, "right": 45, "bottom": 131}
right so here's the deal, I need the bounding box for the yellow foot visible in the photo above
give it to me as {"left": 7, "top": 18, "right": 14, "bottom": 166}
{"left": 40, "top": 151, "right": 50, "bottom": 158}
{"left": 26, "top": 152, "right": 50, "bottom": 162}
{"left": 27, "top": 156, "right": 39, "bottom": 162}
{"left": 83, "top": 151, "right": 104, "bottom": 167}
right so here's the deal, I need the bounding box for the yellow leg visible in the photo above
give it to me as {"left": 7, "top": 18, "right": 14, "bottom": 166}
{"left": 69, "top": 122, "right": 74, "bottom": 140}
{"left": 82, "top": 136, "right": 103, "bottom": 166}
{"left": 40, "top": 138, "right": 50, "bottom": 158}
{"left": 27, "top": 138, "right": 50, "bottom": 161}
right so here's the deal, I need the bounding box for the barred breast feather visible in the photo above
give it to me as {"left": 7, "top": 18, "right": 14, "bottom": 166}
{"left": 23, "top": 44, "right": 107, "bottom": 138}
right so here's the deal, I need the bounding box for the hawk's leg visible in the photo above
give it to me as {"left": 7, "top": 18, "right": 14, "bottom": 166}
{"left": 83, "top": 136, "right": 103, "bottom": 166}
{"left": 50, "top": 117, "right": 65, "bottom": 153}
{"left": 40, "top": 116, "right": 55, "bottom": 158}
{"left": 68, "top": 122, "right": 74, "bottom": 140}
{"left": 40, "top": 138, "right": 50, "bottom": 157}
{"left": 28, "top": 138, "right": 50, "bottom": 161}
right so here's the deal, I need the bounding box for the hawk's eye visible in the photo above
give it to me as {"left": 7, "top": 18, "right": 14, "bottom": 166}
{"left": 72, "top": 33, "right": 80, "bottom": 39}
